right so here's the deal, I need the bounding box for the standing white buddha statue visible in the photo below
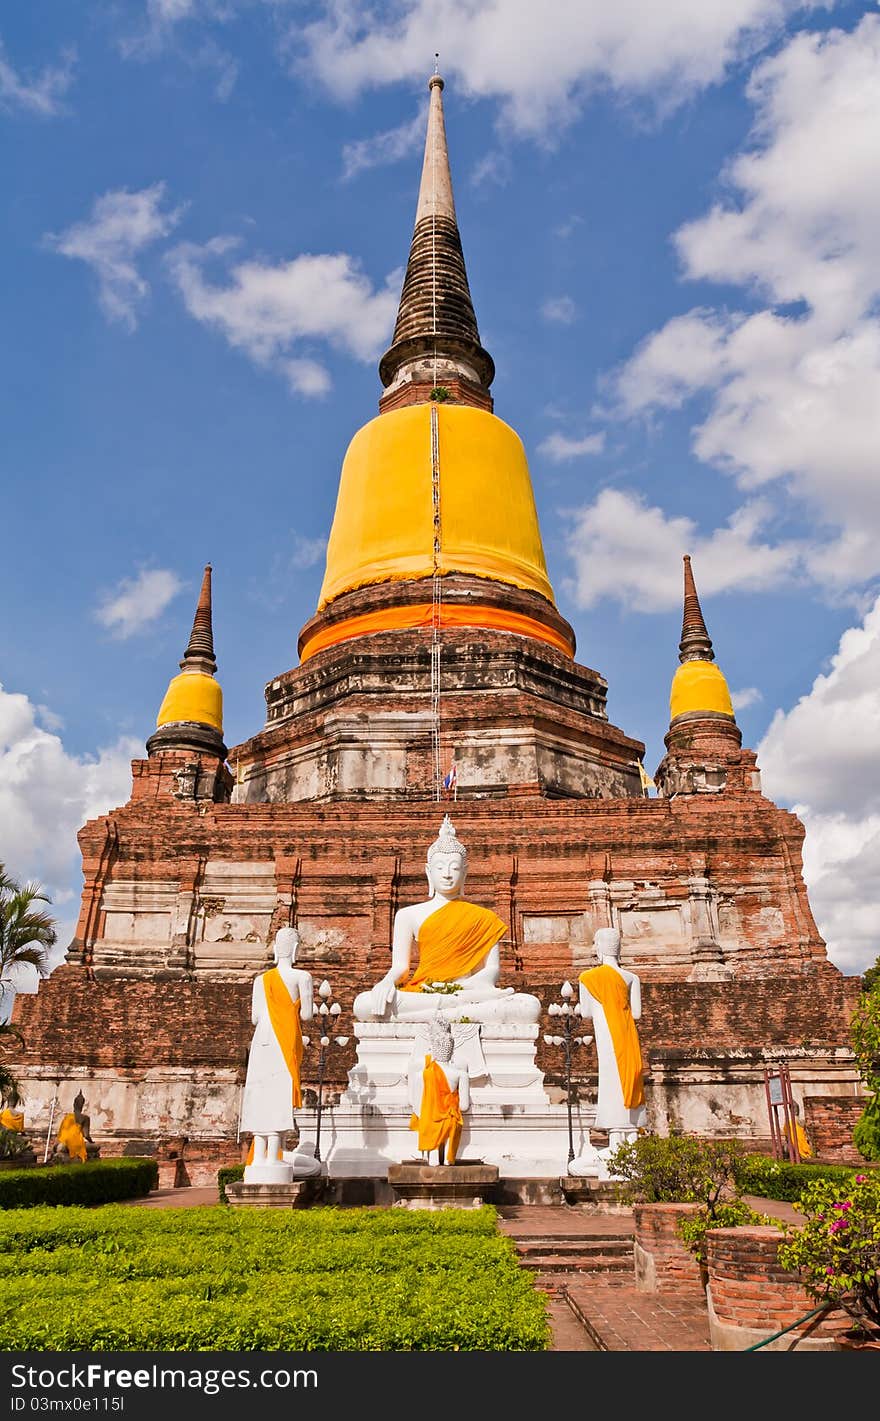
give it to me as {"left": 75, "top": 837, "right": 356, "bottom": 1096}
{"left": 240, "top": 927, "right": 319, "bottom": 1183}
{"left": 578, "top": 927, "right": 647, "bottom": 1158}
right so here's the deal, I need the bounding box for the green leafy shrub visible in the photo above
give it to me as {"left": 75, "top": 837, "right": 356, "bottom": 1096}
{"left": 0, "top": 1125, "right": 32, "bottom": 1161}
{"left": 677, "top": 1198, "right": 773, "bottom": 1265}
{"left": 734, "top": 1153, "right": 858, "bottom": 1201}
{"left": 0, "top": 1157, "right": 157, "bottom": 1210}
{"left": 605, "top": 1133, "right": 745, "bottom": 1208}
{"left": 217, "top": 1164, "right": 245, "bottom": 1204}
{"left": 0, "top": 1204, "right": 550, "bottom": 1350}
{"left": 851, "top": 975, "right": 880, "bottom": 1164}
{"left": 853, "top": 1097, "right": 880, "bottom": 1163}
{"left": 777, "top": 1171, "right": 880, "bottom": 1330}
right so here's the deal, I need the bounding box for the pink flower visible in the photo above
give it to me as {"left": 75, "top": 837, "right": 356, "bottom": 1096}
{"left": 855, "top": 1175, "right": 867, "bottom": 1183}
{"left": 826, "top": 1267, "right": 835, "bottom": 1275}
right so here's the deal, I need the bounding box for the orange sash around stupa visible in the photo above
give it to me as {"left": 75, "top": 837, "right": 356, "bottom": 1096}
{"left": 263, "top": 967, "right": 304, "bottom": 1110}
{"left": 410, "top": 1056, "right": 463, "bottom": 1161}
{"left": 400, "top": 899, "right": 508, "bottom": 992}
{"left": 578, "top": 964, "right": 645, "bottom": 1109}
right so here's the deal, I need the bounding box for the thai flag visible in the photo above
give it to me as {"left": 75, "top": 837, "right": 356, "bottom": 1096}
{"left": 443, "top": 760, "right": 457, "bottom": 795}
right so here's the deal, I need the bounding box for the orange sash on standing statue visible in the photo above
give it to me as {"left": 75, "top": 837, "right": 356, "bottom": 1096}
{"left": 262, "top": 967, "right": 304, "bottom": 1110}
{"left": 400, "top": 900, "right": 507, "bottom": 991}
{"left": 409, "top": 1056, "right": 463, "bottom": 1162}
{"left": 578, "top": 964, "right": 645, "bottom": 1109}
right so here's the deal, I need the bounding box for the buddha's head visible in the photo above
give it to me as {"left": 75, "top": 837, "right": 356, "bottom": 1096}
{"left": 273, "top": 926, "right": 300, "bottom": 964}
{"left": 429, "top": 1013, "right": 455, "bottom": 1064}
{"left": 426, "top": 815, "right": 468, "bottom": 898}
{"left": 594, "top": 927, "right": 621, "bottom": 962}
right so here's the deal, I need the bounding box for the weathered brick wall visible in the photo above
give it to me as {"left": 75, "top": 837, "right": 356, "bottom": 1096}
{"left": 805, "top": 1096, "right": 868, "bottom": 1163}
{"left": 706, "top": 1227, "right": 848, "bottom": 1342}
{"left": 12, "top": 971, "right": 859, "bottom": 1091}
{"left": 637, "top": 980, "right": 860, "bottom": 1050}
{"left": 633, "top": 1203, "right": 705, "bottom": 1295}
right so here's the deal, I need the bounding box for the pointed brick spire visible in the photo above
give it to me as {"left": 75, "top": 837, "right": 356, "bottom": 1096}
{"left": 679, "top": 555, "right": 714, "bottom": 664}
{"left": 181, "top": 565, "right": 217, "bottom": 675}
{"left": 378, "top": 71, "right": 494, "bottom": 404}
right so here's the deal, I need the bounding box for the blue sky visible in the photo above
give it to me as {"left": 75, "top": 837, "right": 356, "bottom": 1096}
{"left": 2, "top": 1, "right": 879, "bottom": 976}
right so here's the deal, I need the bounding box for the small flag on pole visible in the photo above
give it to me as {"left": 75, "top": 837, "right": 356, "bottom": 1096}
{"left": 638, "top": 761, "right": 655, "bottom": 796}
{"left": 442, "top": 760, "right": 458, "bottom": 798}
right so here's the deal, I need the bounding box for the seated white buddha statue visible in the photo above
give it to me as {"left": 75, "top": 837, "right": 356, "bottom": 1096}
{"left": 353, "top": 816, "right": 541, "bottom": 1025}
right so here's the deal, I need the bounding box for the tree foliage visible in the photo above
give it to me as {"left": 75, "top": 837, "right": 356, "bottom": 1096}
{"left": 851, "top": 975, "right": 880, "bottom": 1163}
{"left": 0, "top": 864, "right": 58, "bottom": 1108}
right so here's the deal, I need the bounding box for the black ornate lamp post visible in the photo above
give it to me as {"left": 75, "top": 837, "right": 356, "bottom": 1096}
{"left": 310, "top": 979, "right": 347, "bottom": 1164}
{"left": 544, "top": 980, "right": 592, "bottom": 1164}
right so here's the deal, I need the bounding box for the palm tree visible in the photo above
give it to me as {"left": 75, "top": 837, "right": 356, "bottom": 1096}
{"left": 0, "top": 866, "right": 57, "bottom": 1108}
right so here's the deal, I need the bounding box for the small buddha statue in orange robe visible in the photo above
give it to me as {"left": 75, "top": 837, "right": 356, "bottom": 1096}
{"left": 408, "top": 1015, "right": 469, "bottom": 1165}
{"left": 353, "top": 816, "right": 541, "bottom": 1024}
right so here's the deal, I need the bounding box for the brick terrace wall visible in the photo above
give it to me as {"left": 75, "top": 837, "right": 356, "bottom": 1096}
{"left": 638, "top": 980, "right": 859, "bottom": 1050}
{"left": 805, "top": 1096, "right": 868, "bottom": 1163}
{"left": 706, "top": 1227, "right": 848, "bottom": 1345}
{"left": 13, "top": 970, "right": 859, "bottom": 1093}
{"left": 633, "top": 1203, "right": 705, "bottom": 1295}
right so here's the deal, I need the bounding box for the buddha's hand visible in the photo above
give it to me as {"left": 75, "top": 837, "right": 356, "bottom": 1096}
{"left": 370, "top": 974, "right": 398, "bottom": 1015}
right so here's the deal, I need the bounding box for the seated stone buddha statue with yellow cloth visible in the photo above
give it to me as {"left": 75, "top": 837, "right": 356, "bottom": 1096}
{"left": 353, "top": 816, "right": 541, "bottom": 1024}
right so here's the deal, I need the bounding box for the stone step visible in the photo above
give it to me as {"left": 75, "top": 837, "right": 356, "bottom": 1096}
{"left": 514, "top": 1237, "right": 632, "bottom": 1260}
{"left": 518, "top": 1250, "right": 634, "bottom": 1275}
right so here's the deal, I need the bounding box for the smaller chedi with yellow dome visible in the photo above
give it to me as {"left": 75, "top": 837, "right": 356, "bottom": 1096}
{"left": 655, "top": 555, "right": 760, "bottom": 798}
{"left": 143, "top": 565, "right": 232, "bottom": 804}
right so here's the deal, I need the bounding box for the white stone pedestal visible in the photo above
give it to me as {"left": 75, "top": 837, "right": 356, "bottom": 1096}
{"left": 322, "top": 1020, "right": 595, "bottom": 1178}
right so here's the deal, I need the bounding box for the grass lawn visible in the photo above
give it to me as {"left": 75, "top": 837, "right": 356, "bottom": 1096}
{"left": 0, "top": 1202, "right": 551, "bottom": 1351}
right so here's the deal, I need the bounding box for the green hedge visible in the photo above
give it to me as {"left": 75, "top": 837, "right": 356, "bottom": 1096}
{"left": 0, "top": 1204, "right": 550, "bottom": 1351}
{"left": 733, "top": 1153, "right": 859, "bottom": 1201}
{"left": 0, "top": 1157, "right": 158, "bottom": 1210}
{"left": 217, "top": 1163, "right": 245, "bottom": 1204}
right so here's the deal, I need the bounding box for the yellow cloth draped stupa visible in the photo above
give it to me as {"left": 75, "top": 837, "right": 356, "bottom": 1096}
{"left": 409, "top": 1056, "right": 463, "bottom": 1161}
{"left": 670, "top": 659, "right": 734, "bottom": 721}
{"left": 400, "top": 899, "right": 508, "bottom": 992}
{"left": 0, "top": 1108, "right": 25, "bottom": 1133}
{"left": 578, "top": 964, "right": 645, "bottom": 1109}
{"left": 318, "top": 404, "right": 555, "bottom": 611}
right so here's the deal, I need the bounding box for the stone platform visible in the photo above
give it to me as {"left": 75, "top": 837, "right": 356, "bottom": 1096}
{"left": 225, "top": 1178, "right": 321, "bottom": 1209}
{"left": 324, "top": 1018, "right": 597, "bottom": 1176}
{"left": 388, "top": 1162, "right": 499, "bottom": 1209}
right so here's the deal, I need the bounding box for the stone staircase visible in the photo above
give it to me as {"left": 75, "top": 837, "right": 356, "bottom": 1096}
{"left": 496, "top": 1205, "right": 636, "bottom": 1290}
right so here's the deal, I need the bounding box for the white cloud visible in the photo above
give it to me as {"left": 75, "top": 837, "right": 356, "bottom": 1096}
{"left": 611, "top": 16, "right": 880, "bottom": 596}
{"left": 759, "top": 595, "right": 880, "bottom": 975}
{"left": 0, "top": 38, "right": 75, "bottom": 117}
{"left": 46, "top": 184, "right": 184, "bottom": 329}
{"left": 341, "top": 110, "right": 423, "bottom": 180}
{"left": 297, "top": 1, "right": 828, "bottom": 136}
{"left": 730, "top": 685, "right": 763, "bottom": 711}
{"left": 541, "top": 296, "right": 577, "bottom": 325}
{"left": 0, "top": 683, "right": 138, "bottom": 908}
{"left": 469, "top": 149, "right": 512, "bottom": 190}
{"left": 283, "top": 358, "right": 332, "bottom": 397}
{"left": 538, "top": 431, "right": 605, "bottom": 462}
{"left": 167, "top": 238, "right": 399, "bottom": 394}
{"left": 563, "top": 489, "right": 802, "bottom": 610}
{"left": 290, "top": 533, "right": 327, "bottom": 571}
{"left": 95, "top": 568, "right": 184, "bottom": 639}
